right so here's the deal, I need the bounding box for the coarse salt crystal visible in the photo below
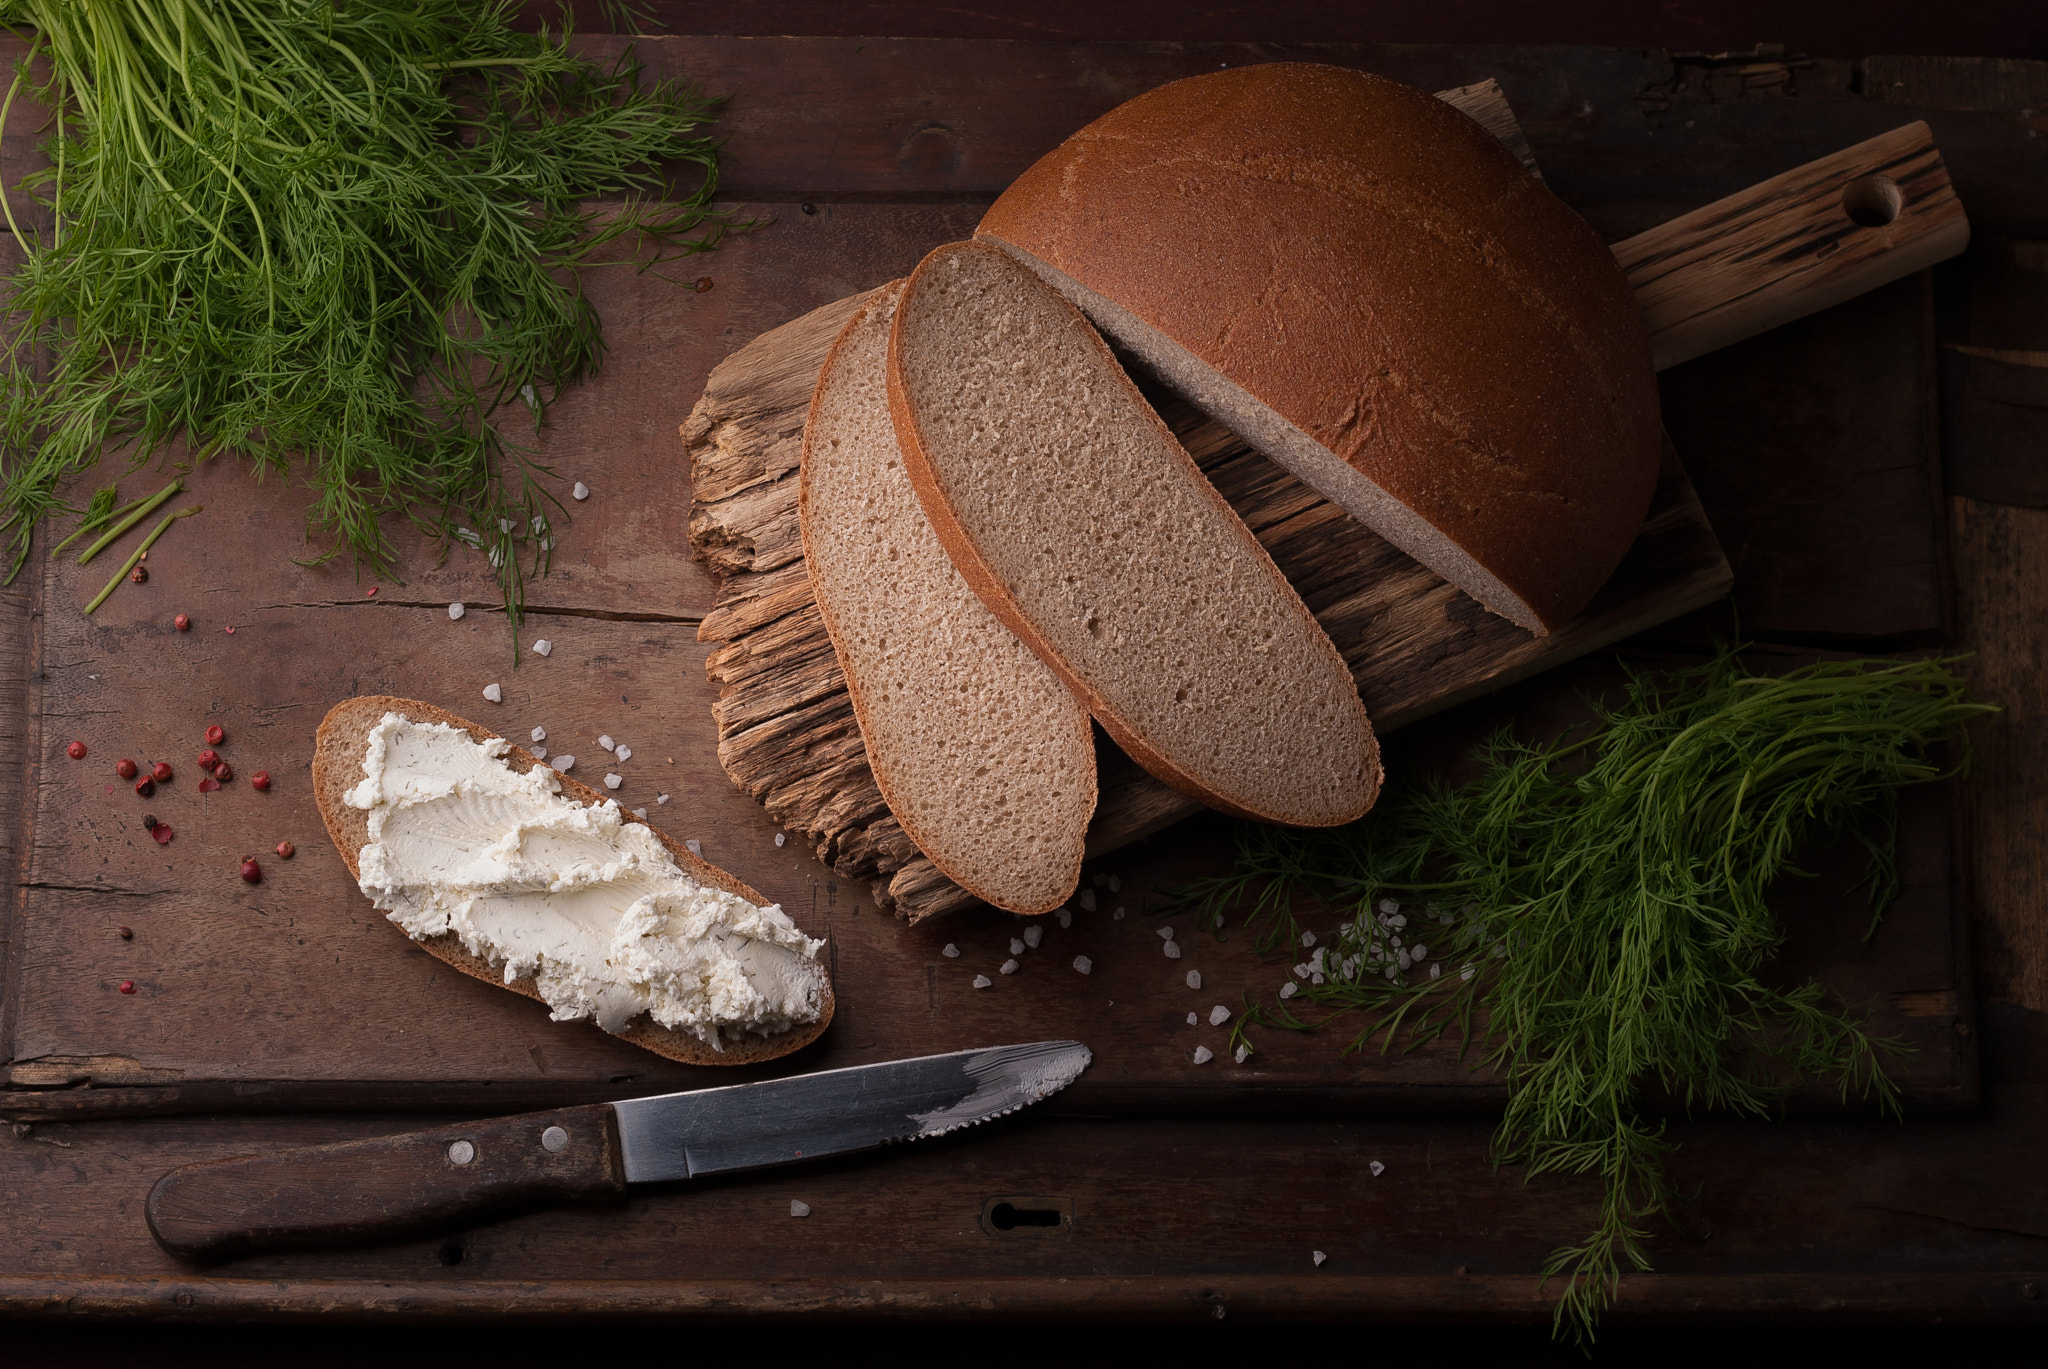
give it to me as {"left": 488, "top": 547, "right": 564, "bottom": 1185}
{"left": 1279, "top": 982, "right": 1298, "bottom": 999}
{"left": 1056, "top": 908, "right": 1071, "bottom": 928}
{"left": 1210, "top": 1005, "right": 1230, "bottom": 1026}
{"left": 1398, "top": 949, "right": 1412, "bottom": 971}
{"left": 1186, "top": 970, "right": 1201, "bottom": 990}
{"left": 1294, "top": 964, "right": 1311, "bottom": 980}
{"left": 775, "top": 832, "right": 786, "bottom": 847}
{"left": 1108, "top": 875, "right": 1122, "bottom": 893}
{"left": 1092, "top": 873, "right": 1108, "bottom": 887}
{"left": 598, "top": 735, "right": 615, "bottom": 751}
{"left": 1411, "top": 944, "right": 1427, "bottom": 960}
{"left": 1073, "top": 955, "right": 1092, "bottom": 974}
{"left": 532, "top": 746, "right": 547, "bottom": 760}
{"left": 1301, "top": 930, "right": 1316, "bottom": 948}
{"left": 685, "top": 839, "right": 702, "bottom": 856}
{"left": 1313, "top": 1251, "right": 1327, "bottom": 1267}
{"left": 1157, "top": 926, "right": 1174, "bottom": 940}
{"left": 1000, "top": 959, "right": 1019, "bottom": 975}
{"left": 631, "top": 808, "right": 647, "bottom": 819}
{"left": 1379, "top": 899, "right": 1400, "bottom": 915}
{"left": 1113, "top": 907, "right": 1126, "bottom": 919}
{"left": 449, "top": 602, "right": 465, "bottom": 620}
{"left": 1233, "top": 1044, "right": 1249, "bottom": 1064}
{"left": 1023, "top": 925, "right": 1042, "bottom": 949}
{"left": 531, "top": 726, "right": 546, "bottom": 742}
{"left": 604, "top": 773, "right": 622, "bottom": 790}
{"left": 532, "top": 639, "right": 552, "bottom": 657}
{"left": 1010, "top": 938, "right": 1025, "bottom": 956}
{"left": 973, "top": 975, "right": 992, "bottom": 989}
{"left": 789, "top": 1200, "right": 811, "bottom": 1217}
{"left": 482, "top": 683, "right": 503, "bottom": 704}
{"left": 1163, "top": 941, "right": 1182, "bottom": 960}
{"left": 1461, "top": 965, "right": 1477, "bottom": 981}
{"left": 657, "top": 794, "right": 669, "bottom": 805}
{"left": 615, "top": 745, "right": 631, "bottom": 762}
{"left": 1192, "top": 1046, "right": 1213, "bottom": 1065}
{"left": 1078, "top": 888, "right": 1097, "bottom": 912}
{"left": 942, "top": 944, "right": 960, "bottom": 958}
{"left": 1187, "top": 1012, "right": 1198, "bottom": 1026}
{"left": 1369, "top": 1161, "right": 1385, "bottom": 1177}
{"left": 572, "top": 481, "right": 590, "bottom": 500}
{"left": 1431, "top": 963, "right": 1443, "bottom": 979}
{"left": 1311, "top": 972, "right": 1325, "bottom": 985}
{"left": 550, "top": 754, "right": 575, "bottom": 771}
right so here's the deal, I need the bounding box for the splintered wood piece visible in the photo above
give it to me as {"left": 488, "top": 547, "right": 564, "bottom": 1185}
{"left": 1617, "top": 120, "right": 1970, "bottom": 371}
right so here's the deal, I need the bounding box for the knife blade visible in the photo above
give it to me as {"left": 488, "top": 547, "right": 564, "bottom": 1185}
{"left": 144, "top": 1040, "right": 1091, "bottom": 1260}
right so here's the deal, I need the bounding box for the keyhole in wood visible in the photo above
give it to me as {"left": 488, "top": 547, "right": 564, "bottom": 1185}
{"left": 1841, "top": 173, "right": 1903, "bottom": 228}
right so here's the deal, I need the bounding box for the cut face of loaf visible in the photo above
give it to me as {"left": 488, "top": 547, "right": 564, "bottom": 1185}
{"left": 887, "top": 240, "right": 1380, "bottom": 828}
{"left": 800, "top": 282, "right": 1096, "bottom": 914}
{"left": 976, "top": 62, "right": 1663, "bottom": 635}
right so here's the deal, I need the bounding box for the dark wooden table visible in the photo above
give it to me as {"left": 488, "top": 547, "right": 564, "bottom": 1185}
{"left": 3, "top": 29, "right": 2047, "bottom": 1336}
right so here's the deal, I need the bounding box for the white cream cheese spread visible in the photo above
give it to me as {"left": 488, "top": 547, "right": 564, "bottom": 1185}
{"left": 344, "top": 712, "right": 825, "bottom": 1050}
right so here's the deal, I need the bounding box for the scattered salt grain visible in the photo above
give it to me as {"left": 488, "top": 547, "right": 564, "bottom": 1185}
{"left": 1157, "top": 926, "right": 1174, "bottom": 940}
{"left": 1192, "top": 1046, "right": 1213, "bottom": 1065}
{"left": 1009, "top": 938, "right": 1025, "bottom": 956}
{"left": 1023, "top": 925, "right": 1043, "bottom": 949}
{"left": 1000, "top": 958, "right": 1019, "bottom": 975}
{"left": 1313, "top": 1251, "right": 1327, "bottom": 1267}
{"left": 1073, "top": 955, "right": 1092, "bottom": 974}
{"left": 1078, "top": 888, "right": 1097, "bottom": 912}
{"left": 685, "top": 839, "right": 702, "bottom": 856}
{"left": 789, "top": 1200, "right": 811, "bottom": 1217}
{"left": 973, "top": 975, "right": 992, "bottom": 989}
{"left": 532, "top": 746, "right": 547, "bottom": 760}
{"left": 1114, "top": 907, "right": 1126, "bottom": 919}
{"left": 1379, "top": 899, "right": 1399, "bottom": 915}
{"left": 632, "top": 808, "right": 647, "bottom": 819}
{"left": 532, "top": 639, "right": 552, "bottom": 657}
{"left": 1294, "top": 964, "right": 1311, "bottom": 980}
{"left": 1411, "top": 944, "right": 1427, "bottom": 960}
{"left": 482, "top": 683, "right": 502, "bottom": 704}
{"left": 1056, "top": 908, "right": 1071, "bottom": 928}
{"left": 531, "top": 726, "right": 546, "bottom": 742}
{"left": 1187, "top": 1012, "right": 1198, "bottom": 1026}
{"left": 1461, "top": 965, "right": 1477, "bottom": 981}
{"left": 1279, "top": 982, "right": 1298, "bottom": 999}
{"left": 1431, "top": 963, "right": 1443, "bottom": 979}
{"left": 604, "top": 773, "right": 622, "bottom": 790}
{"left": 449, "top": 602, "right": 465, "bottom": 620}
{"left": 1186, "top": 970, "right": 1201, "bottom": 990}
{"left": 615, "top": 745, "right": 631, "bottom": 762}
{"left": 1209, "top": 1005, "right": 1230, "bottom": 1027}
{"left": 551, "top": 754, "right": 575, "bottom": 771}
{"left": 1369, "top": 1161, "right": 1386, "bottom": 1177}
{"left": 1163, "top": 941, "right": 1182, "bottom": 960}
{"left": 774, "top": 832, "right": 786, "bottom": 847}
{"left": 572, "top": 481, "right": 590, "bottom": 500}
{"left": 657, "top": 794, "right": 669, "bottom": 805}
{"left": 598, "top": 735, "right": 615, "bottom": 751}
{"left": 1108, "top": 875, "right": 1122, "bottom": 893}
{"left": 1092, "top": 873, "right": 1108, "bottom": 887}
{"left": 1233, "top": 1044, "right": 1249, "bottom": 1064}
{"left": 942, "top": 944, "right": 960, "bottom": 959}
{"left": 1301, "top": 930, "right": 1316, "bottom": 948}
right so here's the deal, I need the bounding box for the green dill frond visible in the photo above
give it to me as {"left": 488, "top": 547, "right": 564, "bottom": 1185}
{"left": 1197, "top": 647, "right": 1993, "bottom": 1344}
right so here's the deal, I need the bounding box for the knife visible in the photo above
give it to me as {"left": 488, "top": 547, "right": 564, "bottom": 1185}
{"left": 145, "top": 1039, "right": 1091, "bottom": 1260}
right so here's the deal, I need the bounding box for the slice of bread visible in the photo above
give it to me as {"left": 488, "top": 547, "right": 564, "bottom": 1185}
{"left": 801, "top": 282, "right": 1096, "bottom": 914}
{"left": 887, "top": 240, "right": 1381, "bottom": 828}
{"left": 312, "top": 696, "right": 833, "bottom": 1066}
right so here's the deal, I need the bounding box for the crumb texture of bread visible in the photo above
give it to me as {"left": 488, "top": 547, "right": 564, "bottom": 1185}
{"left": 888, "top": 241, "right": 1379, "bottom": 828}
{"left": 802, "top": 283, "right": 1095, "bottom": 914}
{"left": 976, "top": 63, "right": 1662, "bottom": 633}
{"left": 311, "top": 696, "right": 833, "bottom": 1067}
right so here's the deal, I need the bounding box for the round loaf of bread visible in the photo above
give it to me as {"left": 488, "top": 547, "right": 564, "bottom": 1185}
{"left": 976, "top": 62, "right": 1661, "bottom": 635}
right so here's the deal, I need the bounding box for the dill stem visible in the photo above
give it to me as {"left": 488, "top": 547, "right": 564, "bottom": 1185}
{"left": 82, "top": 502, "right": 200, "bottom": 613}
{"left": 51, "top": 485, "right": 157, "bottom": 554}
{"left": 76, "top": 478, "right": 182, "bottom": 565}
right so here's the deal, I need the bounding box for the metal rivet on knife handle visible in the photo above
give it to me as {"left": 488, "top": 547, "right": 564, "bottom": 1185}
{"left": 447, "top": 1140, "right": 476, "bottom": 1165}
{"left": 541, "top": 1126, "right": 569, "bottom": 1153}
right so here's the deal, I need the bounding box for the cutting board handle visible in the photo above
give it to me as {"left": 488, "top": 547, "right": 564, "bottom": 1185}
{"left": 145, "top": 1103, "right": 627, "bottom": 1260}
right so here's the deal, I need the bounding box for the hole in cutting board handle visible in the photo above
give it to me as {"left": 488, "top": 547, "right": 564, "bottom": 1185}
{"left": 1841, "top": 173, "right": 1903, "bottom": 229}
{"left": 980, "top": 1195, "right": 1074, "bottom": 1239}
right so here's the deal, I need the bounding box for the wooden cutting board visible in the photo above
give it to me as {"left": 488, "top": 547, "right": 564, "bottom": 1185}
{"left": 684, "top": 86, "right": 1967, "bottom": 920}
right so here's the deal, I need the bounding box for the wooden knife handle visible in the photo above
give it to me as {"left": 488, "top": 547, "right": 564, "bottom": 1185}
{"left": 146, "top": 1104, "right": 627, "bottom": 1260}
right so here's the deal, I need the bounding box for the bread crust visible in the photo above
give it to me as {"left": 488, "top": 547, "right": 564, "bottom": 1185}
{"left": 798, "top": 282, "right": 1096, "bottom": 914}
{"left": 886, "top": 240, "right": 1381, "bottom": 827}
{"left": 976, "top": 62, "right": 1661, "bottom": 633}
{"left": 311, "top": 695, "right": 834, "bottom": 1067}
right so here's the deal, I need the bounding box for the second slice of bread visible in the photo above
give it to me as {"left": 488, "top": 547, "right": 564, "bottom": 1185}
{"left": 801, "top": 282, "right": 1096, "bottom": 914}
{"left": 887, "top": 240, "right": 1382, "bottom": 828}
{"left": 312, "top": 695, "right": 834, "bottom": 1067}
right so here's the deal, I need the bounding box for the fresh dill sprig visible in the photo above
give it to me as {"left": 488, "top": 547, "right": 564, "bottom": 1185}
{"left": 1168, "top": 649, "right": 1994, "bottom": 1346}
{"left": 0, "top": 0, "right": 738, "bottom": 651}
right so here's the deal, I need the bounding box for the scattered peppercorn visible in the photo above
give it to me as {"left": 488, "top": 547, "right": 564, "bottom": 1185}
{"left": 116, "top": 758, "right": 137, "bottom": 779}
{"left": 129, "top": 564, "right": 148, "bottom": 584}
{"left": 150, "top": 761, "right": 173, "bottom": 782}
{"left": 275, "top": 840, "right": 294, "bottom": 859}
{"left": 251, "top": 770, "right": 271, "bottom": 791}
{"left": 205, "top": 724, "right": 225, "bottom": 745}
{"left": 118, "top": 926, "right": 133, "bottom": 939}
{"left": 214, "top": 762, "right": 234, "bottom": 782}
{"left": 801, "top": 202, "right": 816, "bottom": 214}
{"left": 174, "top": 613, "right": 190, "bottom": 631}
{"left": 694, "top": 276, "right": 713, "bottom": 292}
{"left": 66, "top": 739, "right": 87, "bottom": 759}
{"left": 151, "top": 823, "right": 173, "bottom": 845}
{"left": 240, "top": 856, "right": 261, "bottom": 883}
{"left": 119, "top": 980, "right": 136, "bottom": 994}
{"left": 196, "top": 748, "right": 219, "bottom": 768}
{"left": 135, "top": 777, "right": 155, "bottom": 798}
{"left": 142, "top": 814, "right": 157, "bottom": 830}
{"left": 197, "top": 777, "right": 219, "bottom": 793}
